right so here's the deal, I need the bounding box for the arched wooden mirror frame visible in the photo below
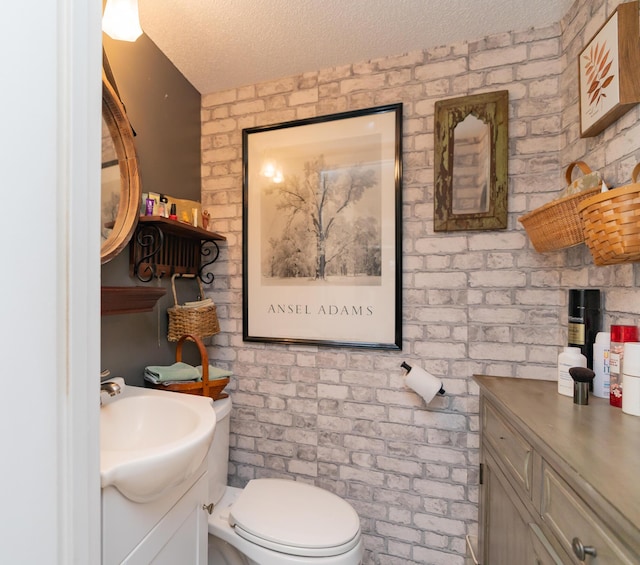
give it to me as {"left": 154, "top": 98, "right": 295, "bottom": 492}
{"left": 433, "top": 90, "right": 508, "bottom": 232}
{"left": 101, "top": 69, "right": 141, "bottom": 264}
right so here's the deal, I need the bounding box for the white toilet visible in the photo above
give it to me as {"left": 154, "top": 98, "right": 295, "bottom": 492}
{"left": 207, "top": 396, "right": 364, "bottom": 565}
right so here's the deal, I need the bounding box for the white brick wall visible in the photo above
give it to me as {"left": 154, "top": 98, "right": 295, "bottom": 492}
{"left": 201, "top": 0, "right": 640, "bottom": 562}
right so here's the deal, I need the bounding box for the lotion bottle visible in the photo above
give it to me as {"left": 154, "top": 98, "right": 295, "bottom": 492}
{"left": 609, "top": 325, "right": 639, "bottom": 408}
{"left": 592, "top": 331, "right": 611, "bottom": 398}
{"left": 558, "top": 346, "right": 587, "bottom": 397}
{"left": 622, "top": 343, "right": 640, "bottom": 416}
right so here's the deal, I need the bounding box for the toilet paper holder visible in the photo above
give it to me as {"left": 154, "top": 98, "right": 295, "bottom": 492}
{"left": 401, "top": 362, "right": 445, "bottom": 404}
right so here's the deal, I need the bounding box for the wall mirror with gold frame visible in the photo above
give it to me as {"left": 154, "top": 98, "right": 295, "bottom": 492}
{"left": 434, "top": 90, "right": 508, "bottom": 231}
{"left": 101, "top": 68, "right": 141, "bottom": 264}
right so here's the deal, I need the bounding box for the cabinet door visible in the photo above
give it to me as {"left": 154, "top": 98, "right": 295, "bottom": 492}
{"left": 149, "top": 497, "right": 208, "bottom": 565}
{"left": 480, "top": 449, "right": 533, "bottom": 565}
{"left": 123, "top": 472, "right": 208, "bottom": 564}
{"left": 483, "top": 400, "right": 533, "bottom": 496}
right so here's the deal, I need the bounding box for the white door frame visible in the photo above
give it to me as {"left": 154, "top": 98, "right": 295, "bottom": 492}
{"left": 0, "top": 1, "right": 102, "bottom": 563}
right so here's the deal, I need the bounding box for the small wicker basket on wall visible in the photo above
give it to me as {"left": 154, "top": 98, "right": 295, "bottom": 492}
{"left": 167, "top": 273, "right": 220, "bottom": 342}
{"left": 518, "top": 161, "right": 602, "bottom": 252}
{"left": 578, "top": 163, "right": 640, "bottom": 266}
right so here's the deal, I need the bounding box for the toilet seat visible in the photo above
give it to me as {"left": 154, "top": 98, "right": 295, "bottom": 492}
{"left": 228, "top": 478, "right": 361, "bottom": 558}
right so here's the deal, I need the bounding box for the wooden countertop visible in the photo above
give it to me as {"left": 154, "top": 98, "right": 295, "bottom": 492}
{"left": 473, "top": 375, "right": 640, "bottom": 539}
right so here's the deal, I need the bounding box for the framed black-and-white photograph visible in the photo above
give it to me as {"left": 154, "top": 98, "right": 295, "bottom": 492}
{"left": 242, "top": 104, "right": 402, "bottom": 349}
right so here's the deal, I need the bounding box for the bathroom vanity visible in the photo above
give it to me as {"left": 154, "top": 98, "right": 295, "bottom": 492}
{"left": 474, "top": 375, "right": 640, "bottom": 565}
{"left": 99, "top": 384, "right": 216, "bottom": 564}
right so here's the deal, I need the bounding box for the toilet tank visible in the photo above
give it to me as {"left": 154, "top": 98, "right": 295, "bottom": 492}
{"left": 207, "top": 396, "right": 231, "bottom": 505}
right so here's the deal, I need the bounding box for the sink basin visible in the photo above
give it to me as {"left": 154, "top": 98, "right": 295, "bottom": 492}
{"left": 100, "top": 384, "right": 215, "bottom": 502}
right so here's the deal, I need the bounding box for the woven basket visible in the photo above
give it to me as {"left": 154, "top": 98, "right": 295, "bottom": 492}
{"left": 578, "top": 163, "right": 640, "bottom": 266}
{"left": 518, "top": 161, "right": 602, "bottom": 252}
{"left": 167, "top": 274, "right": 220, "bottom": 342}
{"left": 147, "top": 334, "right": 229, "bottom": 400}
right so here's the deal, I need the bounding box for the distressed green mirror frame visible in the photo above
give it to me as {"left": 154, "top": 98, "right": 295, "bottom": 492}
{"left": 434, "top": 90, "right": 508, "bottom": 231}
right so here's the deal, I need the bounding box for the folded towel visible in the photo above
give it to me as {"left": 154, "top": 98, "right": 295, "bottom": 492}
{"left": 182, "top": 298, "right": 214, "bottom": 308}
{"left": 196, "top": 365, "right": 233, "bottom": 380}
{"left": 143, "top": 373, "right": 196, "bottom": 386}
{"left": 144, "top": 361, "right": 200, "bottom": 383}
{"left": 143, "top": 362, "right": 232, "bottom": 386}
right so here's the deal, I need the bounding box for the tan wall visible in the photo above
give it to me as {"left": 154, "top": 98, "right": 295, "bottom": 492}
{"left": 200, "top": 1, "right": 640, "bottom": 562}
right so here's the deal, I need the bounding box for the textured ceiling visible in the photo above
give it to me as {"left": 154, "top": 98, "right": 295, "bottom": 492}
{"left": 138, "top": 0, "right": 574, "bottom": 94}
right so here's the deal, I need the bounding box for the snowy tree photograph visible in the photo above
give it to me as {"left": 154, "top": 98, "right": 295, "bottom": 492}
{"left": 243, "top": 105, "right": 402, "bottom": 348}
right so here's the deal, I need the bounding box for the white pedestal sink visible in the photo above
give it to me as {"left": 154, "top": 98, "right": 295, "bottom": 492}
{"left": 100, "top": 382, "right": 216, "bottom": 503}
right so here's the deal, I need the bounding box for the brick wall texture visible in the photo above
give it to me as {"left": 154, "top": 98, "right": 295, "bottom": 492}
{"left": 200, "top": 0, "right": 640, "bottom": 562}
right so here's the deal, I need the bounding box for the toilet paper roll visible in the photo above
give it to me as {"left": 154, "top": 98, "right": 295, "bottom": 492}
{"left": 404, "top": 365, "right": 444, "bottom": 404}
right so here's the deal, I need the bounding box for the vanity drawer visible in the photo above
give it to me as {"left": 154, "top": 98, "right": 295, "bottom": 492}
{"left": 541, "top": 462, "right": 636, "bottom": 565}
{"left": 482, "top": 399, "right": 532, "bottom": 497}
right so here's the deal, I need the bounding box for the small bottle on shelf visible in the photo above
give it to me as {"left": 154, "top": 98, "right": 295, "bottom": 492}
{"left": 592, "top": 331, "right": 610, "bottom": 399}
{"left": 557, "top": 346, "right": 587, "bottom": 397}
{"left": 609, "top": 325, "right": 639, "bottom": 408}
{"left": 567, "top": 289, "right": 601, "bottom": 370}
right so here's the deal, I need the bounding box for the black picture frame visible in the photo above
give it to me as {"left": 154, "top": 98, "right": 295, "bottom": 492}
{"left": 242, "top": 104, "right": 403, "bottom": 349}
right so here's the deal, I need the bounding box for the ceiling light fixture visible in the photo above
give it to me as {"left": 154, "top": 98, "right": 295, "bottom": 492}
{"left": 102, "top": 0, "right": 143, "bottom": 42}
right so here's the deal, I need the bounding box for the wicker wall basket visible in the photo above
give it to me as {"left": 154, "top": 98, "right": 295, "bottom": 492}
{"left": 147, "top": 334, "right": 229, "bottom": 400}
{"left": 578, "top": 164, "right": 640, "bottom": 266}
{"left": 518, "top": 162, "right": 602, "bottom": 253}
{"left": 167, "top": 273, "right": 220, "bottom": 342}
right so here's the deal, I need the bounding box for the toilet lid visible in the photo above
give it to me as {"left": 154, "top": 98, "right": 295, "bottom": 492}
{"left": 229, "top": 478, "right": 361, "bottom": 557}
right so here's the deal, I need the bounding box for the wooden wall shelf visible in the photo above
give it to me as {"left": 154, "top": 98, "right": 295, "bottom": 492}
{"left": 129, "top": 216, "right": 226, "bottom": 282}
{"left": 136, "top": 216, "right": 226, "bottom": 241}
{"left": 101, "top": 286, "right": 166, "bottom": 316}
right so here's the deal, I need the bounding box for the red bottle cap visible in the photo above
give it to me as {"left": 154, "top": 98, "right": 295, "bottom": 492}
{"left": 610, "top": 324, "right": 639, "bottom": 342}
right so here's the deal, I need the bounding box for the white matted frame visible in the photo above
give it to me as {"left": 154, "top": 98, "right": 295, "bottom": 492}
{"left": 242, "top": 104, "right": 403, "bottom": 349}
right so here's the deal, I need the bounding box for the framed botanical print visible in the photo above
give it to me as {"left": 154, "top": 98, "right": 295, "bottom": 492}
{"left": 579, "top": 1, "right": 640, "bottom": 137}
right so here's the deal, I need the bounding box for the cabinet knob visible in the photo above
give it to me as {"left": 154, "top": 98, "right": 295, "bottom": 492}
{"left": 202, "top": 503, "right": 214, "bottom": 515}
{"left": 572, "top": 537, "right": 597, "bottom": 561}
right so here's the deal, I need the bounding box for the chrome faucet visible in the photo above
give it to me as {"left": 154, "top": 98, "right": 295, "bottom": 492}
{"left": 100, "top": 370, "right": 123, "bottom": 404}
{"left": 101, "top": 380, "right": 122, "bottom": 397}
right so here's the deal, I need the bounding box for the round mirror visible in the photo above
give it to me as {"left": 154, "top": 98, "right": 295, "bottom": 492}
{"left": 101, "top": 70, "right": 141, "bottom": 264}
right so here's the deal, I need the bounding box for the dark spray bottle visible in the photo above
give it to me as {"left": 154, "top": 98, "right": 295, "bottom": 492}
{"left": 568, "top": 289, "right": 602, "bottom": 370}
